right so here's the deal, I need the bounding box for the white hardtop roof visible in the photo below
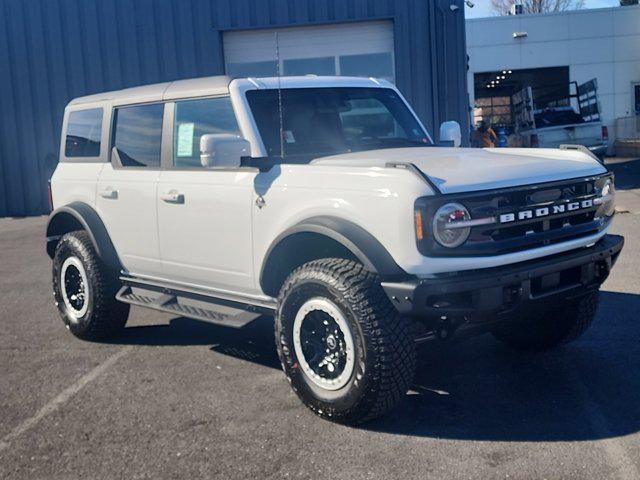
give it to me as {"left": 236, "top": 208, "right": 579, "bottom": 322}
{"left": 68, "top": 75, "right": 392, "bottom": 107}
{"left": 234, "top": 76, "right": 392, "bottom": 90}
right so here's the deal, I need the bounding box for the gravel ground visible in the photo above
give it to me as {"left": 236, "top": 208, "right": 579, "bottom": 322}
{"left": 1, "top": 179, "right": 639, "bottom": 479}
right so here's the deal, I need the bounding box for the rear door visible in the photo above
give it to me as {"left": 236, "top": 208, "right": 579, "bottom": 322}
{"left": 156, "top": 96, "right": 257, "bottom": 294}
{"left": 96, "top": 103, "right": 164, "bottom": 276}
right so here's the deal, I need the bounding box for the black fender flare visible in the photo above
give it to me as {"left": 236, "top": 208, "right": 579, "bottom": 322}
{"left": 46, "top": 202, "right": 122, "bottom": 270}
{"left": 260, "top": 216, "right": 407, "bottom": 293}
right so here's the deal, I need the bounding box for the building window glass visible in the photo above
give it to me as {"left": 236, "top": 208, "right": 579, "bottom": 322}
{"left": 65, "top": 108, "right": 103, "bottom": 157}
{"left": 113, "top": 104, "right": 164, "bottom": 168}
{"left": 339, "top": 52, "right": 394, "bottom": 82}
{"left": 474, "top": 96, "right": 512, "bottom": 127}
{"left": 173, "top": 97, "right": 240, "bottom": 168}
{"left": 227, "top": 61, "right": 277, "bottom": 78}
{"left": 283, "top": 57, "right": 336, "bottom": 76}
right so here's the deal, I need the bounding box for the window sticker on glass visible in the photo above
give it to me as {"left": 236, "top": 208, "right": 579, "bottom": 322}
{"left": 284, "top": 130, "right": 296, "bottom": 143}
{"left": 177, "top": 123, "right": 195, "bottom": 157}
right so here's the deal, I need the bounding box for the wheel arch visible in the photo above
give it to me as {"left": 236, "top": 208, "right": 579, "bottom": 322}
{"left": 260, "top": 216, "right": 406, "bottom": 297}
{"left": 46, "top": 202, "right": 122, "bottom": 270}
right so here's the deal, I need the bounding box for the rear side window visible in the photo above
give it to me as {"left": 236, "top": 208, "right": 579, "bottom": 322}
{"left": 173, "top": 97, "right": 240, "bottom": 168}
{"left": 113, "top": 103, "right": 164, "bottom": 167}
{"left": 65, "top": 108, "right": 103, "bottom": 157}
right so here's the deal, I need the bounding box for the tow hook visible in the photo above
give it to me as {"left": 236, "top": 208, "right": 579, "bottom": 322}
{"left": 414, "top": 315, "right": 462, "bottom": 344}
{"left": 437, "top": 316, "right": 455, "bottom": 341}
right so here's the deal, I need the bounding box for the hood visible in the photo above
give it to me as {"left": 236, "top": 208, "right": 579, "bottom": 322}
{"left": 311, "top": 147, "right": 607, "bottom": 194}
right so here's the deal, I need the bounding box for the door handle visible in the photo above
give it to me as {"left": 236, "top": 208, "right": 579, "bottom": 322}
{"left": 160, "top": 190, "right": 185, "bottom": 204}
{"left": 99, "top": 187, "right": 118, "bottom": 199}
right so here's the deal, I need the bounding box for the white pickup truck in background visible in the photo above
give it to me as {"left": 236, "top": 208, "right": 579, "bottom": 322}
{"left": 513, "top": 79, "right": 608, "bottom": 158}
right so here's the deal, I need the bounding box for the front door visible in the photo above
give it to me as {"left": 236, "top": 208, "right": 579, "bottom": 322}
{"left": 156, "top": 97, "right": 256, "bottom": 294}
{"left": 96, "top": 103, "right": 164, "bottom": 277}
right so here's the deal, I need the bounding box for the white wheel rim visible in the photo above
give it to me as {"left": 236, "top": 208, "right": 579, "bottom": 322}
{"left": 293, "top": 298, "right": 355, "bottom": 391}
{"left": 60, "top": 256, "right": 89, "bottom": 320}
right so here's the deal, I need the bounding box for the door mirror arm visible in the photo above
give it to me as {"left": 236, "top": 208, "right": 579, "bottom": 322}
{"left": 240, "top": 156, "right": 273, "bottom": 173}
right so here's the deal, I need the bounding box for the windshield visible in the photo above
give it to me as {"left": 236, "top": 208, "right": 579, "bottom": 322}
{"left": 246, "top": 87, "right": 431, "bottom": 161}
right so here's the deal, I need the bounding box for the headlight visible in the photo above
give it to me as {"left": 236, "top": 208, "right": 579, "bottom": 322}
{"left": 595, "top": 177, "right": 615, "bottom": 219}
{"left": 432, "top": 203, "right": 471, "bottom": 248}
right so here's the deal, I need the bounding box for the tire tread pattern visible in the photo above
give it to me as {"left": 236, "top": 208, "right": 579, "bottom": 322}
{"left": 276, "top": 258, "right": 416, "bottom": 424}
{"left": 53, "top": 231, "right": 128, "bottom": 340}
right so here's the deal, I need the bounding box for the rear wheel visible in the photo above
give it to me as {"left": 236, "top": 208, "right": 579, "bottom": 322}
{"left": 52, "top": 231, "right": 129, "bottom": 340}
{"left": 275, "top": 258, "right": 416, "bottom": 424}
{"left": 491, "top": 291, "right": 599, "bottom": 351}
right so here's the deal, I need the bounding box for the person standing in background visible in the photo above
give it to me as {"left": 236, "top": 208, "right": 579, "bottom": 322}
{"left": 472, "top": 119, "right": 497, "bottom": 148}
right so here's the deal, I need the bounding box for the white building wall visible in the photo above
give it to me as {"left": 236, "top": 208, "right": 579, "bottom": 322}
{"left": 467, "top": 5, "right": 640, "bottom": 146}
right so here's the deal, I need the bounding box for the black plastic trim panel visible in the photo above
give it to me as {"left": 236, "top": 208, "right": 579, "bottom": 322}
{"left": 383, "top": 234, "right": 623, "bottom": 317}
{"left": 46, "top": 202, "right": 122, "bottom": 269}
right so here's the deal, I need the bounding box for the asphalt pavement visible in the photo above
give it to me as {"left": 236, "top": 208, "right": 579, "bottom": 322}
{"left": 1, "top": 164, "right": 640, "bottom": 479}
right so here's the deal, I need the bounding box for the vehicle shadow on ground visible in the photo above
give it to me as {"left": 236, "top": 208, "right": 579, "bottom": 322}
{"left": 364, "top": 290, "right": 640, "bottom": 442}
{"left": 108, "top": 290, "right": 640, "bottom": 442}
{"left": 109, "top": 315, "right": 281, "bottom": 369}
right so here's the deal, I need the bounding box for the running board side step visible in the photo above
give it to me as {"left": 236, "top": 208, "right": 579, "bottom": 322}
{"left": 116, "top": 276, "right": 276, "bottom": 328}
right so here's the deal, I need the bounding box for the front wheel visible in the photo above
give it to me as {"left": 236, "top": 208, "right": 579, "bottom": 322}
{"left": 491, "top": 291, "right": 599, "bottom": 351}
{"left": 275, "top": 259, "right": 416, "bottom": 424}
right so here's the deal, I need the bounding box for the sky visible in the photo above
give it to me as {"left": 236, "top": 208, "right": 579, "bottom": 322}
{"left": 465, "top": 0, "right": 620, "bottom": 18}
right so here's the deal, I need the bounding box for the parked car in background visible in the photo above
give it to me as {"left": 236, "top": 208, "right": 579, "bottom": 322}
{"left": 513, "top": 79, "right": 608, "bottom": 159}
{"left": 518, "top": 106, "right": 608, "bottom": 158}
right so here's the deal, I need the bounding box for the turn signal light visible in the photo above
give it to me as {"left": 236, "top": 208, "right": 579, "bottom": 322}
{"left": 414, "top": 210, "right": 424, "bottom": 241}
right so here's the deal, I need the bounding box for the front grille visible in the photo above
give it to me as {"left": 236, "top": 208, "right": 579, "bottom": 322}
{"left": 415, "top": 173, "right": 612, "bottom": 257}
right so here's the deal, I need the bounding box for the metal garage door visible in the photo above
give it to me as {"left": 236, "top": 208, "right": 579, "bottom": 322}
{"left": 223, "top": 20, "right": 395, "bottom": 82}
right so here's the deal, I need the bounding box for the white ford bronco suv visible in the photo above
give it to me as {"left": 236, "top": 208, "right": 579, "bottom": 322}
{"left": 47, "top": 76, "right": 623, "bottom": 424}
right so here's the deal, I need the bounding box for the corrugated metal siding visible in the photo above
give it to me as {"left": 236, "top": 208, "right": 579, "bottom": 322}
{"left": 0, "top": 0, "right": 468, "bottom": 217}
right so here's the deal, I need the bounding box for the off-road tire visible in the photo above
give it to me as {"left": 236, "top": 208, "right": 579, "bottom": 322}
{"left": 275, "top": 258, "right": 416, "bottom": 424}
{"left": 52, "top": 231, "right": 129, "bottom": 340}
{"left": 491, "top": 291, "right": 599, "bottom": 351}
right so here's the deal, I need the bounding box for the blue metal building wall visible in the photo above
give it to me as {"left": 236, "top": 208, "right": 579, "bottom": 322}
{"left": 0, "top": 0, "right": 468, "bottom": 217}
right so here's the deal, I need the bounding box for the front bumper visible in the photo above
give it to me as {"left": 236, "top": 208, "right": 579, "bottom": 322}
{"left": 382, "top": 234, "right": 623, "bottom": 318}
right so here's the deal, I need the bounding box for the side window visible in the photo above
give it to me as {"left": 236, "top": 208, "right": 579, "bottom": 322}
{"left": 173, "top": 97, "right": 240, "bottom": 168}
{"left": 65, "top": 108, "right": 103, "bottom": 157}
{"left": 113, "top": 103, "right": 164, "bottom": 168}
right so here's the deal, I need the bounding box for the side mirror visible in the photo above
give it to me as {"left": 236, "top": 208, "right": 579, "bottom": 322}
{"left": 200, "top": 134, "right": 250, "bottom": 168}
{"left": 439, "top": 121, "right": 462, "bottom": 147}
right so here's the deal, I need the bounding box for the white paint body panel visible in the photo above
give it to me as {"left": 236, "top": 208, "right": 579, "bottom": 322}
{"left": 95, "top": 164, "right": 162, "bottom": 275}
{"left": 251, "top": 164, "right": 430, "bottom": 288}
{"left": 313, "top": 147, "right": 607, "bottom": 194}
{"left": 50, "top": 163, "right": 104, "bottom": 210}
{"left": 156, "top": 170, "right": 255, "bottom": 293}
